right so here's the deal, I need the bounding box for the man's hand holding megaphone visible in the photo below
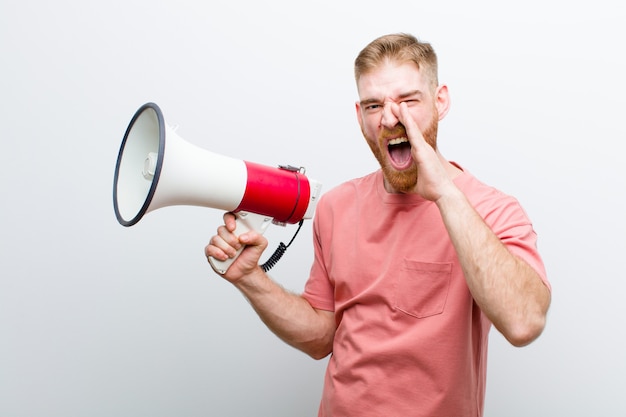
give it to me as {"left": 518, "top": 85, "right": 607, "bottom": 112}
{"left": 205, "top": 212, "right": 270, "bottom": 280}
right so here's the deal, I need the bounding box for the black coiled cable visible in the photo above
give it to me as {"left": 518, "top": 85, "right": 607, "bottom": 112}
{"left": 261, "top": 220, "right": 305, "bottom": 272}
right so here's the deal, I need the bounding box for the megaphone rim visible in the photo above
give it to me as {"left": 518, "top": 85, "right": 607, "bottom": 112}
{"left": 113, "top": 102, "right": 165, "bottom": 227}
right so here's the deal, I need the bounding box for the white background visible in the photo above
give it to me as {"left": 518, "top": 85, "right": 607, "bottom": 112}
{"left": 1, "top": 1, "right": 625, "bottom": 416}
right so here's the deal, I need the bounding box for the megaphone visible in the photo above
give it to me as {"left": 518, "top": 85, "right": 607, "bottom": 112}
{"left": 113, "top": 102, "right": 322, "bottom": 274}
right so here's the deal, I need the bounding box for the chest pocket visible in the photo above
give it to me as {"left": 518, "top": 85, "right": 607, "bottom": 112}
{"left": 394, "top": 260, "right": 452, "bottom": 318}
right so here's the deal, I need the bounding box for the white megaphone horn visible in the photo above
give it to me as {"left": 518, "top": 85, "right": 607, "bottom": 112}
{"left": 113, "top": 102, "right": 322, "bottom": 274}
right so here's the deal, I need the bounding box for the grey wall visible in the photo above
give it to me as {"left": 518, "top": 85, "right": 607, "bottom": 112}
{"left": 1, "top": 1, "right": 624, "bottom": 416}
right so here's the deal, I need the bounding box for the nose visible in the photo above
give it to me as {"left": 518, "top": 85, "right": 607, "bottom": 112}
{"left": 381, "top": 101, "right": 399, "bottom": 129}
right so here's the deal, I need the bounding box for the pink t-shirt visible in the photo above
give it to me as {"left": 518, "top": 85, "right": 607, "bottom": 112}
{"left": 302, "top": 168, "right": 549, "bottom": 417}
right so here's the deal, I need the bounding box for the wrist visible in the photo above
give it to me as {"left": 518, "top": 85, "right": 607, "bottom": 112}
{"left": 233, "top": 265, "right": 270, "bottom": 294}
{"left": 434, "top": 185, "right": 465, "bottom": 210}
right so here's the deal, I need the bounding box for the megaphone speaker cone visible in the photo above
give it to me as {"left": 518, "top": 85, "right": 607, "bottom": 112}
{"left": 113, "top": 102, "right": 165, "bottom": 226}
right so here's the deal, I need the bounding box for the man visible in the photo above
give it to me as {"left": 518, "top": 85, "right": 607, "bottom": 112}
{"left": 205, "top": 33, "right": 551, "bottom": 417}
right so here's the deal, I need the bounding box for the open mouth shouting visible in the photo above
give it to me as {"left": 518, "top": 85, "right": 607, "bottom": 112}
{"left": 387, "top": 136, "right": 413, "bottom": 170}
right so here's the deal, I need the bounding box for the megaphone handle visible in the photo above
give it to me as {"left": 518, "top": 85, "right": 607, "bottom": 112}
{"left": 209, "top": 211, "right": 273, "bottom": 275}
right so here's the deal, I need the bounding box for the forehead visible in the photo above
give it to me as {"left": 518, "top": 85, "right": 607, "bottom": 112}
{"left": 357, "top": 60, "right": 428, "bottom": 100}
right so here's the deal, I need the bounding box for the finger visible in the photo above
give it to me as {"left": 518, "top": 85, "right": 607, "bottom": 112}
{"left": 205, "top": 241, "right": 228, "bottom": 262}
{"left": 204, "top": 234, "right": 231, "bottom": 261}
{"left": 205, "top": 226, "right": 241, "bottom": 259}
{"left": 223, "top": 212, "right": 238, "bottom": 232}
{"left": 397, "top": 102, "right": 425, "bottom": 146}
{"left": 218, "top": 223, "right": 241, "bottom": 246}
{"left": 238, "top": 230, "right": 261, "bottom": 246}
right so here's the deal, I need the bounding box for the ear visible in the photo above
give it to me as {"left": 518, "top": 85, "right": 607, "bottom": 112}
{"left": 355, "top": 101, "right": 365, "bottom": 130}
{"left": 435, "top": 84, "right": 451, "bottom": 120}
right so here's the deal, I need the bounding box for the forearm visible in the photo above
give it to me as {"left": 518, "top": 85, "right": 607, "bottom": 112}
{"left": 436, "top": 188, "right": 551, "bottom": 346}
{"left": 233, "top": 266, "right": 335, "bottom": 359}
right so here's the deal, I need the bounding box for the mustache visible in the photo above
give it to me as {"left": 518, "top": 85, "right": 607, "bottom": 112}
{"left": 379, "top": 125, "right": 407, "bottom": 141}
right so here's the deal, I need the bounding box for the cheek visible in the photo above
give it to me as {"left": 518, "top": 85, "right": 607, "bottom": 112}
{"left": 362, "top": 123, "right": 383, "bottom": 149}
{"left": 361, "top": 116, "right": 381, "bottom": 138}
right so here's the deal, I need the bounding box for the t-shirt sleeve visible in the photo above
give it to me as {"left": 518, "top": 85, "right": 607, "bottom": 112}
{"left": 488, "top": 196, "right": 551, "bottom": 292}
{"left": 302, "top": 197, "right": 336, "bottom": 311}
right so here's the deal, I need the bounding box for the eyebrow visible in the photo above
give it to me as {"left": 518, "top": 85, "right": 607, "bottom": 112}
{"left": 359, "top": 89, "right": 424, "bottom": 107}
